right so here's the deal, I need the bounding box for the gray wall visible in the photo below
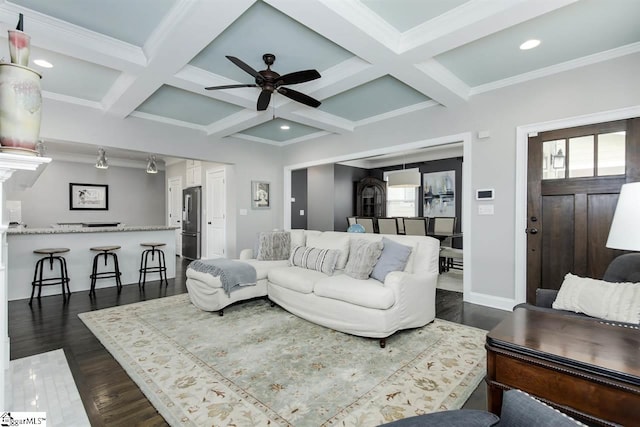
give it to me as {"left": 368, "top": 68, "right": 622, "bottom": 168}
{"left": 7, "top": 160, "right": 166, "bottom": 228}
{"left": 307, "top": 164, "right": 334, "bottom": 231}
{"left": 290, "top": 169, "right": 307, "bottom": 229}
{"left": 333, "top": 164, "right": 369, "bottom": 231}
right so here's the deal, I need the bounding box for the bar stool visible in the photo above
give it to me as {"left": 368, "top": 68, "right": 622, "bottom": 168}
{"left": 30, "top": 248, "right": 71, "bottom": 304}
{"left": 89, "top": 245, "right": 122, "bottom": 295}
{"left": 138, "top": 242, "right": 168, "bottom": 289}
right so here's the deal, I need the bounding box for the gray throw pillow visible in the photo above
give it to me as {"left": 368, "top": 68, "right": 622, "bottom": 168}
{"left": 289, "top": 245, "right": 339, "bottom": 275}
{"left": 344, "top": 239, "right": 383, "bottom": 280}
{"left": 256, "top": 231, "right": 291, "bottom": 261}
{"left": 371, "top": 237, "right": 412, "bottom": 282}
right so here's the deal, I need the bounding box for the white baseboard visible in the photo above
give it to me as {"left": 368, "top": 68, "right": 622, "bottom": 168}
{"left": 464, "top": 291, "right": 515, "bottom": 312}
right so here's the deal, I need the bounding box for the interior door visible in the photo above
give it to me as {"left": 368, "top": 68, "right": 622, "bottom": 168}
{"left": 168, "top": 176, "right": 182, "bottom": 256}
{"left": 526, "top": 119, "right": 639, "bottom": 302}
{"left": 206, "top": 168, "right": 226, "bottom": 258}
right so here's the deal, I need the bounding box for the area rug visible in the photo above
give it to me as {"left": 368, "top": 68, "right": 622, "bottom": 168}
{"left": 79, "top": 294, "right": 487, "bottom": 426}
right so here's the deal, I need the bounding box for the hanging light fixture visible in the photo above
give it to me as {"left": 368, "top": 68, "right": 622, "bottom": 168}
{"left": 146, "top": 155, "right": 158, "bottom": 174}
{"left": 95, "top": 148, "right": 108, "bottom": 169}
{"left": 388, "top": 169, "right": 421, "bottom": 187}
{"left": 388, "top": 154, "right": 420, "bottom": 188}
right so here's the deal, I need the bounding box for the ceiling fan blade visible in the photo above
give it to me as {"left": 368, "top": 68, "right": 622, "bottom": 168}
{"left": 277, "top": 87, "right": 321, "bottom": 108}
{"left": 226, "top": 55, "right": 261, "bottom": 79}
{"left": 205, "top": 84, "right": 258, "bottom": 90}
{"left": 275, "top": 69, "right": 321, "bottom": 87}
{"left": 257, "top": 89, "right": 272, "bottom": 111}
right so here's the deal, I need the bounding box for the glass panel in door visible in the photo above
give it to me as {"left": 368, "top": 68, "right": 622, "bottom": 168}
{"left": 568, "top": 135, "right": 594, "bottom": 178}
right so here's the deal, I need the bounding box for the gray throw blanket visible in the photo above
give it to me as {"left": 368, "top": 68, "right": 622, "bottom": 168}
{"left": 188, "top": 259, "right": 257, "bottom": 296}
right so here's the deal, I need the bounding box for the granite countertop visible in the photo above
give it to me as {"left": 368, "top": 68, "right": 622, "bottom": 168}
{"left": 7, "top": 225, "right": 179, "bottom": 235}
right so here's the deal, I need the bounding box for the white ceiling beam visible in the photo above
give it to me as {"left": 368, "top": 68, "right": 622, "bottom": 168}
{"left": 102, "top": 0, "right": 255, "bottom": 118}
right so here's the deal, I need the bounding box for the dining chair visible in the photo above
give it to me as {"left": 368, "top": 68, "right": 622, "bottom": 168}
{"left": 377, "top": 218, "right": 398, "bottom": 235}
{"left": 433, "top": 217, "right": 458, "bottom": 272}
{"left": 346, "top": 216, "right": 357, "bottom": 230}
{"left": 433, "top": 217, "right": 456, "bottom": 235}
{"left": 355, "top": 217, "right": 375, "bottom": 233}
{"left": 395, "top": 217, "right": 405, "bottom": 234}
{"left": 403, "top": 217, "right": 428, "bottom": 236}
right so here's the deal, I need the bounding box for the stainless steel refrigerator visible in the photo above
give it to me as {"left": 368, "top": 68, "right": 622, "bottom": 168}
{"left": 181, "top": 186, "right": 201, "bottom": 260}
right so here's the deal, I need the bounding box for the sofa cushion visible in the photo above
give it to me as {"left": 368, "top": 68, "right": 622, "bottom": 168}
{"left": 306, "top": 232, "right": 350, "bottom": 270}
{"left": 344, "top": 239, "right": 383, "bottom": 280}
{"left": 242, "top": 259, "right": 289, "bottom": 281}
{"left": 552, "top": 273, "right": 640, "bottom": 324}
{"left": 371, "top": 237, "right": 412, "bottom": 282}
{"left": 289, "top": 245, "right": 339, "bottom": 275}
{"left": 289, "top": 229, "right": 306, "bottom": 250}
{"left": 313, "top": 274, "right": 395, "bottom": 309}
{"left": 256, "top": 231, "right": 291, "bottom": 261}
{"left": 268, "top": 266, "right": 327, "bottom": 294}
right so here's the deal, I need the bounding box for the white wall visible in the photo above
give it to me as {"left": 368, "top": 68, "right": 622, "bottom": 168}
{"left": 281, "top": 52, "right": 640, "bottom": 310}
{"left": 6, "top": 159, "right": 166, "bottom": 228}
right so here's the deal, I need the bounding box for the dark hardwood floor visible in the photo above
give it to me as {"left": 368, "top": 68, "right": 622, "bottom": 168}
{"left": 8, "top": 258, "right": 509, "bottom": 426}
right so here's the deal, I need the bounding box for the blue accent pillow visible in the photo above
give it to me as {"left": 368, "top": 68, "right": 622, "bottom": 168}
{"left": 371, "top": 237, "right": 412, "bottom": 282}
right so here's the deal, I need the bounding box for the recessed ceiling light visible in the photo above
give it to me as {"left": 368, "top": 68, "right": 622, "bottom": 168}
{"left": 33, "top": 59, "right": 53, "bottom": 68}
{"left": 519, "top": 39, "right": 541, "bottom": 50}
{"left": 280, "top": 125, "right": 290, "bottom": 130}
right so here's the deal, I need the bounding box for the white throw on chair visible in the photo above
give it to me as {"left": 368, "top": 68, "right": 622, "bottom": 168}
{"left": 377, "top": 218, "right": 398, "bottom": 234}
{"left": 403, "top": 217, "right": 428, "bottom": 236}
{"left": 355, "top": 217, "right": 375, "bottom": 233}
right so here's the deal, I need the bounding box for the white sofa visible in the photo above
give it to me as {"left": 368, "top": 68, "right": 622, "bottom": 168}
{"left": 186, "top": 230, "right": 440, "bottom": 347}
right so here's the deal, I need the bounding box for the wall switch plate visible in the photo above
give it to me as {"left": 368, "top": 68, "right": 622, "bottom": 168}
{"left": 291, "top": 197, "right": 295, "bottom": 202}
{"left": 239, "top": 209, "right": 248, "bottom": 216}
{"left": 478, "top": 204, "right": 494, "bottom": 215}
{"left": 299, "top": 210, "right": 305, "bottom": 216}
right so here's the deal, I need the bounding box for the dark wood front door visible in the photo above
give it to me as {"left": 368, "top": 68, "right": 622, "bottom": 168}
{"left": 526, "top": 118, "right": 640, "bottom": 303}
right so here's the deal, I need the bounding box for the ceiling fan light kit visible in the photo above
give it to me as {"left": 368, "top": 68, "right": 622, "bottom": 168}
{"left": 205, "top": 54, "right": 321, "bottom": 111}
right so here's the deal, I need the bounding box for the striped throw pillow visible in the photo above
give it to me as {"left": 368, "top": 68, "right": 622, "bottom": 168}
{"left": 289, "top": 245, "right": 339, "bottom": 275}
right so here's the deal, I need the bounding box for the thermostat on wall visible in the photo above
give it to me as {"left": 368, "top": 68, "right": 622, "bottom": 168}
{"left": 476, "top": 189, "right": 495, "bottom": 200}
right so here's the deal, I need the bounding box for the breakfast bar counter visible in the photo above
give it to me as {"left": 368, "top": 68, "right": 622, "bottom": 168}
{"left": 7, "top": 225, "right": 178, "bottom": 301}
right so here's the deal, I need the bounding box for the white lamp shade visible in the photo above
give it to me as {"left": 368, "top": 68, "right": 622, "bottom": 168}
{"left": 388, "top": 169, "right": 420, "bottom": 188}
{"left": 606, "top": 182, "right": 640, "bottom": 251}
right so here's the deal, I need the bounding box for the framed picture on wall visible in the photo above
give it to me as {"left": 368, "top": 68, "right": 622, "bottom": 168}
{"left": 69, "top": 183, "right": 109, "bottom": 210}
{"left": 423, "top": 170, "right": 455, "bottom": 217}
{"left": 251, "top": 181, "right": 270, "bottom": 209}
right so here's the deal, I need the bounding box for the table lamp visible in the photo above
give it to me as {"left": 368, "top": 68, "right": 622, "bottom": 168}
{"left": 606, "top": 182, "right": 640, "bottom": 251}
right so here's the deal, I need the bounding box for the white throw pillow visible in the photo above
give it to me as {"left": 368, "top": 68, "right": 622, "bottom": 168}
{"left": 552, "top": 273, "right": 640, "bottom": 324}
{"left": 306, "top": 232, "right": 350, "bottom": 270}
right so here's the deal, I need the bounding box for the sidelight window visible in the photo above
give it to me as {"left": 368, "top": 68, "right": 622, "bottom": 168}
{"left": 542, "top": 131, "right": 625, "bottom": 180}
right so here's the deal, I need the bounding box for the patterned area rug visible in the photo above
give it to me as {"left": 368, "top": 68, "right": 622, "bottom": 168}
{"left": 79, "top": 294, "right": 487, "bottom": 426}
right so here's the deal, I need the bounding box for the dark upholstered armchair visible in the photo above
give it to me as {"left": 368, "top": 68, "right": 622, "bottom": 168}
{"left": 378, "top": 389, "right": 581, "bottom": 426}
{"left": 515, "top": 253, "right": 640, "bottom": 324}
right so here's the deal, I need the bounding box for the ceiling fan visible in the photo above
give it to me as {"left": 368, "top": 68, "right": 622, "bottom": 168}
{"left": 205, "top": 54, "right": 321, "bottom": 111}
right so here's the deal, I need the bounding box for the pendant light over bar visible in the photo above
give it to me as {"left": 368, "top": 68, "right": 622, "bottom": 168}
{"left": 146, "top": 155, "right": 158, "bottom": 174}
{"left": 95, "top": 148, "right": 108, "bottom": 169}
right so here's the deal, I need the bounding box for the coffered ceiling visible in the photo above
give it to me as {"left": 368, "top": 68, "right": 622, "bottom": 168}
{"left": 1, "top": 0, "right": 639, "bottom": 150}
